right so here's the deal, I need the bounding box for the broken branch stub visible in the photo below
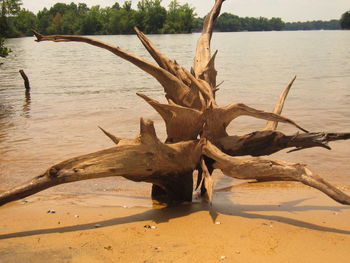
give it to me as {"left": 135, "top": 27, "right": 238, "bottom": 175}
{"left": 19, "top": 69, "right": 30, "bottom": 90}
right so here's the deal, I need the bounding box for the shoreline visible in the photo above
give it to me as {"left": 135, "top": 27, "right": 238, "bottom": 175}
{"left": 1, "top": 183, "right": 350, "bottom": 262}
{"left": 2, "top": 29, "right": 346, "bottom": 40}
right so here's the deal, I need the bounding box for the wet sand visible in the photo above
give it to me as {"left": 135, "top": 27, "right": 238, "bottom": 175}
{"left": 1, "top": 183, "right": 350, "bottom": 263}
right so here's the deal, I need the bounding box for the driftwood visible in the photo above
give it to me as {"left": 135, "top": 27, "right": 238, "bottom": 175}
{"left": 19, "top": 69, "right": 30, "bottom": 90}
{"left": 1, "top": 0, "right": 350, "bottom": 206}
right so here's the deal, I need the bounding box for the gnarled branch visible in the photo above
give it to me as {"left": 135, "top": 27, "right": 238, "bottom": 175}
{"left": 216, "top": 131, "right": 350, "bottom": 156}
{"left": 0, "top": 119, "right": 202, "bottom": 206}
{"left": 137, "top": 93, "right": 204, "bottom": 142}
{"left": 203, "top": 140, "right": 350, "bottom": 205}
{"left": 134, "top": 27, "right": 215, "bottom": 108}
{"left": 203, "top": 102, "right": 308, "bottom": 140}
{"left": 32, "top": 30, "right": 199, "bottom": 109}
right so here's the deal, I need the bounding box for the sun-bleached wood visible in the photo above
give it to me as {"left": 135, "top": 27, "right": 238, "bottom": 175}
{"left": 0, "top": 0, "right": 349, "bottom": 207}
{"left": 0, "top": 119, "right": 202, "bottom": 206}
{"left": 264, "top": 75, "right": 296, "bottom": 130}
{"left": 203, "top": 140, "right": 350, "bottom": 205}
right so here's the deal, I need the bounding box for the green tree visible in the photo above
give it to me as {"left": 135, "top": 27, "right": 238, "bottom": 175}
{"left": 163, "top": 0, "right": 195, "bottom": 33}
{"left": 108, "top": 4, "right": 136, "bottom": 34}
{"left": 269, "top": 17, "right": 284, "bottom": 31}
{"left": 37, "top": 8, "right": 51, "bottom": 34}
{"left": 0, "top": 0, "right": 22, "bottom": 36}
{"left": 12, "top": 9, "right": 37, "bottom": 35}
{"left": 60, "top": 9, "right": 79, "bottom": 34}
{"left": 192, "top": 16, "right": 203, "bottom": 32}
{"left": 47, "top": 11, "right": 62, "bottom": 34}
{"left": 216, "top": 12, "right": 241, "bottom": 32}
{"left": 95, "top": 6, "right": 111, "bottom": 34}
{"left": 215, "top": 14, "right": 285, "bottom": 32}
{"left": 136, "top": 0, "right": 167, "bottom": 33}
{"left": 0, "top": 37, "right": 11, "bottom": 57}
{"left": 79, "top": 5, "right": 103, "bottom": 34}
{"left": 340, "top": 11, "right": 350, "bottom": 29}
{"left": 111, "top": 2, "right": 121, "bottom": 10}
{"left": 48, "top": 2, "right": 70, "bottom": 16}
{"left": 284, "top": 19, "right": 340, "bottom": 30}
{"left": 123, "top": 1, "right": 132, "bottom": 12}
{"left": 37, "top": 3, "right": 85, "bottom": 34}
{"left": 78, "top": 3, "right": 89, "bottom": 14}
{"left": 48, "top": 3, "right": 81, "bottom": 34}
{"left": 25, "top": 0, "right": 201, "bottom": 36}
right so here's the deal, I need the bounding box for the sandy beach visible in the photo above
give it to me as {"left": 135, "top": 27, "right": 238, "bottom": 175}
{"left": 1, "top": 182, "right": 350, "bottom": 263}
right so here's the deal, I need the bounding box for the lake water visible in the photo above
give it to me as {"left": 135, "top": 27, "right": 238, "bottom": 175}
{"left": 0, "top": 31, "right": 349, "bottom": 205}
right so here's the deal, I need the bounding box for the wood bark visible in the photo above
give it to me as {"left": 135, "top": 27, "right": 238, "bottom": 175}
{"left": 0, "top": 0, "right": 349, "bottom": 207}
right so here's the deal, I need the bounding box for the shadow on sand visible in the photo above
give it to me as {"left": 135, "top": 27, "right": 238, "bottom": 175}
{"left": 1, "top": 191, "right": 350, "bottom": 240}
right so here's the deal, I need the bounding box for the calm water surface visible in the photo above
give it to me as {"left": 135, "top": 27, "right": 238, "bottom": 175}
{"left": 0, "top": 31, "right": 349, "bottom": 204}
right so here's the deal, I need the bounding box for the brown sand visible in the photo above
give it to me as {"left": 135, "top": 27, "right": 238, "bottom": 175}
{"left": 1, "top": 183, "right": 350, "bottom": 263}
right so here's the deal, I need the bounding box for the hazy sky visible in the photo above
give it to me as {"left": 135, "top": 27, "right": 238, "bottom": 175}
{"left": 21, "top": 0, "right": 349, "bottom": 22}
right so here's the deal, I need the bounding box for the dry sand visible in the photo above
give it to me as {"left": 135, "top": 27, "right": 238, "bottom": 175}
{"left": 1, "top": 182, "right": 350, "bottom": 263}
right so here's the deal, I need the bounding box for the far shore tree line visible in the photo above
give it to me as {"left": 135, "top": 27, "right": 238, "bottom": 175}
{"left": 1, "top": 0, "right": 350, "bottom": 58}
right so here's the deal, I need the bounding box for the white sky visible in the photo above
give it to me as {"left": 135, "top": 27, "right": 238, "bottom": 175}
{"left": 21, "top": 0, "right": 349, "bottom": 22}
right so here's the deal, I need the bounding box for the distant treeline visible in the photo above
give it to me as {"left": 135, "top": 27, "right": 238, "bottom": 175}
{"left": 0, "top": 1, "right": 345, "bottom": 39}
{"left": 284, "top": 20, "right": 340, "bottom": 30}
{"left": 1, "top": 0, "right": 195, "bottom": 37}
{"left": 208, "top": 13, "right": 341, "bottom": 32}
{"left": 212, "top": 13, "right": 286, "bottom": 31}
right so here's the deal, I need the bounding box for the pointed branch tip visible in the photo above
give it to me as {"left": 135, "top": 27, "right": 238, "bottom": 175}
{"left": 98, "top": 126, "right": 121, "bottom": 145}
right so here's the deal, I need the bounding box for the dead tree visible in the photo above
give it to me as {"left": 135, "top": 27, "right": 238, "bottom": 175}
{"left": 1, "top": 0, "right": 350, "bottom": 206}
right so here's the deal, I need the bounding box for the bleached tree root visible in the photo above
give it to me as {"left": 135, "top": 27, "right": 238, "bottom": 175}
{"left": 1, "top": 135, "right": 349, "bottom": 206}
{"left": 203, "top": 140, "right": 350, "bottom": 205}
{"left": 0, "top": 0, "right": 349, "bottom": 209}
{"left": 217, "top": 131, "right": 350, "bottom": 156}
{"left": 0, "top": 119, "right": 202, "bottom": 206}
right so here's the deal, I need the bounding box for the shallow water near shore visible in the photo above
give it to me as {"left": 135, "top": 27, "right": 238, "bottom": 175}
{"left": 0, "top": 31, "right": 349, "bottom": 206}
